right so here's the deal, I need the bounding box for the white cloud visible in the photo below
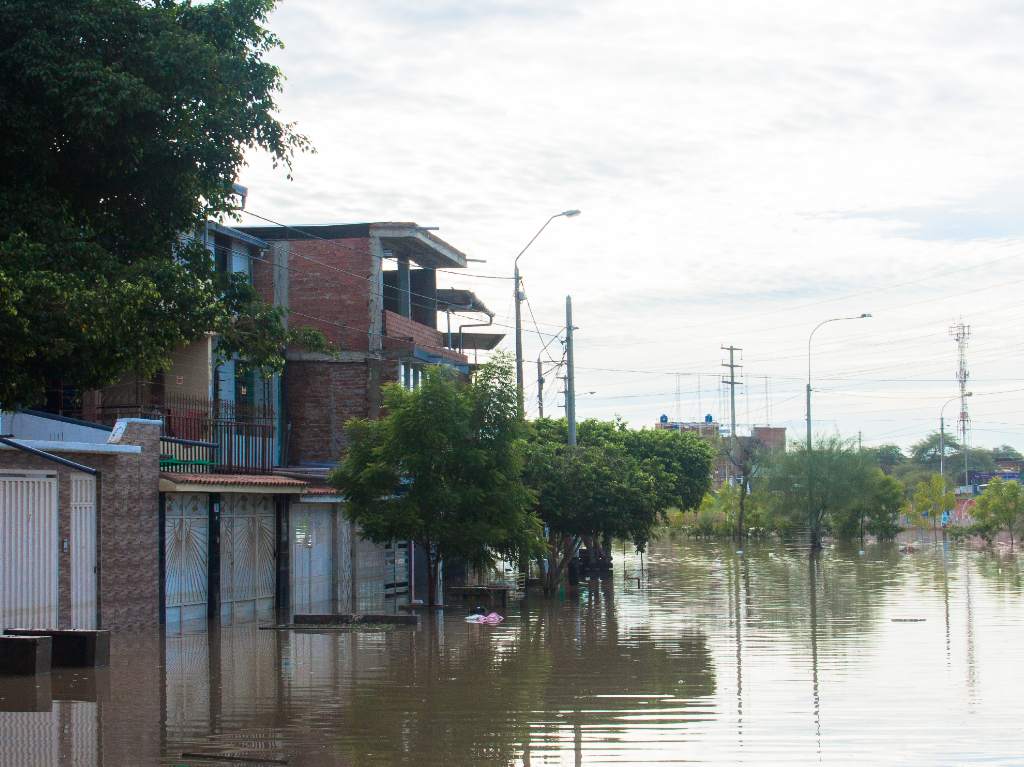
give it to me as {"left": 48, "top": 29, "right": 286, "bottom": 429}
{"left": 239, "top": 0, "right": 1024, "bottom": 450}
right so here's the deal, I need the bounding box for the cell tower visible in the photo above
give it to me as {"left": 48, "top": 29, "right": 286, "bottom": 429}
{"left": 950, "top": 320, "right": 971, "bottom": 480}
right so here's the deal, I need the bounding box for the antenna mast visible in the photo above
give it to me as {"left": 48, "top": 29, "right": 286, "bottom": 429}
{"left": 950, "top": 320, "right": 971, "bottom": 486}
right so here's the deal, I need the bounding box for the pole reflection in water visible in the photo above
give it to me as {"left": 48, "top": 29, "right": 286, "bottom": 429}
{"left": 0, "top": 540, "right": 1022, "bottom": 765}
{"left": 808, "top": 552, "right": 822, "bottom": 760}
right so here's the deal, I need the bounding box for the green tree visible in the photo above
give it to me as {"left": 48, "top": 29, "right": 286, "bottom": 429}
{"left": 617, "top": 428, "right": 716, "bottom": 520}
{"left": 867, "top": 444, "right": 906, "bottom": 474}
{"left": 523, "top": 419, "right": 712, "bottom": 591}
{"left": 0, "top": 0, "right": 324, "bottom": 407}
{"left": 973, "top": 477, "right": 1024, "bottom": 549}
{"left": 525, "top": 441, "right": 659, "bottom": 592}
{"left": 912, "top": 473, "right": 955, "bottom": 539}
{"left": 909, "top": 432, "right": 953, "bottom": 472}
{"left": 906, "top": 432, "right": 994, "bottom": 486}
{"left": 991, "top": 445, "right": 1023, "bottom": 463}
{"left": 834, "top": 468, "right": 904, "bottom": 543}
{"left": 329, "top": 357, "right": 542, "bottom": 605}
{"left": 722, "top": 435, "right": 767, "bottom": 541}
{"left": 761, "top": 436, "right": 869, "bottom": 549}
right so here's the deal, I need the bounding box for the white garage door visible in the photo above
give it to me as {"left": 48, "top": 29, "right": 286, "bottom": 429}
{"left": 0, "top": 472, "right": 58, "bottom": 629}
{"left": 291, "top": 503, "right": 335, "bottom": 615}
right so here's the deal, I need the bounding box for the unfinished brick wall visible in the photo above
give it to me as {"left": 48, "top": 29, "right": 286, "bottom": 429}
{"left": 285, "top": 360, "right": 370, "bottom": 465}
{"left": 279, "top": 236, "right": 374, "bottom": 351}
{"left": 383, "top": 310, "right": 468, "bottom": 364}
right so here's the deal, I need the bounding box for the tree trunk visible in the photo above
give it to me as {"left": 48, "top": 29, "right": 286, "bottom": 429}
{"left": 736, "top": 483, "right": 747, "bottom": 542}
{"left": 809, "top": 522, "right": 822, "bottom": 552}
{"left": 544, "top": 530, "right": 559, "bottom": 596}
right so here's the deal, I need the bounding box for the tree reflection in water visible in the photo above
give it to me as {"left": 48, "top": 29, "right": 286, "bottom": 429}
{"left": 338, "top": 578, "right": 714, "bottom": 765}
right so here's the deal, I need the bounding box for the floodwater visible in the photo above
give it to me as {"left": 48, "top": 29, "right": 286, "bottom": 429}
{"left": 2, "top": 538, "right": 1024, "bottom": 766}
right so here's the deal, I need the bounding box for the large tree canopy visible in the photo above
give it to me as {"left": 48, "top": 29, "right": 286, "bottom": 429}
{"left": 525, "top": 418, "right": 713, "bottom": 591}
{"left": 330, "top": 357, "right": 543, "bottom": 605}
{"left": 0, "top": 0, "right": 321, "bottom": 406}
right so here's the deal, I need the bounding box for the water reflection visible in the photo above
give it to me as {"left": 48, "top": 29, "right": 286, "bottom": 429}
{"left": 0, "top": 540, "right": 1022, "bottom": 765}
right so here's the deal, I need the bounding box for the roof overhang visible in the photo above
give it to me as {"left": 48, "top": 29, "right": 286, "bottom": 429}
{"left": 371, "top": 223, "right": 467, "bottom": 269}
{"left": 159, "top": 473, "right": 308, "bottom": 494}
{"left": 207, "top": 221, "right": 268, "bottom": 249}
{"left": 234, "top": 222, "right": 468, "bottom": 269}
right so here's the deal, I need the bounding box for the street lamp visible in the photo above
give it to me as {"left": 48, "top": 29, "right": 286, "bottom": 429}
{"left": 940, "top": 392, "right": 971, "bottom": 482}
{"left": 805, "top": 313, "right": 872, "bottom": 548}
{"left": 513, "top": 210, "right": 581, "bottom": 415}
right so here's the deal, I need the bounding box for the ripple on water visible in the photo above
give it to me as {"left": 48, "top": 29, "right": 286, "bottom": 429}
{"left": 0, "top": 540, "right": 1022, "bottom": 765}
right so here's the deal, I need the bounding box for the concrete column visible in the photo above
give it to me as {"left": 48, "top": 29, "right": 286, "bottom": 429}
{"left": 368, "top": 236, "right": 385, "bottom": 354}
{"left": 397, "top": 256, "right": 411, "bottom": 318}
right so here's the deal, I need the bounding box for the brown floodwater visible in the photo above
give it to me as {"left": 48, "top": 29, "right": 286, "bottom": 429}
{"left": 2, "top": 537, "right": 1023, "bottom": 766}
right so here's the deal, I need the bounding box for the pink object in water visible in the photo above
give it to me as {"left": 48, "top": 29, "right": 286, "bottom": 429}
{"left": 465, "top": 612, "right": 504, "bottom": 624}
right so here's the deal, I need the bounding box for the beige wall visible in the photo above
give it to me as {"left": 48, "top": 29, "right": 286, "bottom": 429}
{"left": 164, "top": 337, "right": 213, "bottom": 400}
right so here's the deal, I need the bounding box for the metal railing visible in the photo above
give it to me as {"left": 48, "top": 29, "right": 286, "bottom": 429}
{"left": 90, "top": 393, "right": 275, "bottom": 474}
{"left": 159, "top": 435, "right": 218, "bottom": 474}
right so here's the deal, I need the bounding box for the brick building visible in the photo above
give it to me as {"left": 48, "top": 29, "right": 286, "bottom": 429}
{"left": 238, "top": 222, "right": 495, "bottom": 466}
{"left": 2, "top": 219, "right": 502, "bottom": 632}
{"left": 654, "top": 417, "right": 786, "bottom": 487}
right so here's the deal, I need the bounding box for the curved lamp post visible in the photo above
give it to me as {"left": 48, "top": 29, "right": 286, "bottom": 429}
{"left": 805, "top": 313, "right": 872, "bottom": 548}
{"left": 513, "top": 210, "right": 580, "bottom": 415}
{"left": 940, "top": 392, "right": 971, "bottom": 482}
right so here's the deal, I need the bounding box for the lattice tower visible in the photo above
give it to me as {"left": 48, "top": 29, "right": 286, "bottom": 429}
{"left": 950, "top": 320, "right": 971, "bottom": 454}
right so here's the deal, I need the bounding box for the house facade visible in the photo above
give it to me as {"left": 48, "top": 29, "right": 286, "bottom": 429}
{"left": 1, "top": 219, "right": 502, "bottom": 632}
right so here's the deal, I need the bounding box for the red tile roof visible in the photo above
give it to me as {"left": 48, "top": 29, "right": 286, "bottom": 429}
{"left": 160, "top": 473, "right": 308, "bottom": 489}
{"left": 303, "top": 485, "right": 340, "bottom": 496}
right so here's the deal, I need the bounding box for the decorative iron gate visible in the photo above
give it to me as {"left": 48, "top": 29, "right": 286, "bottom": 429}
{"left": 164, "top": 493, "right": 209, "bottom": 628}
{"left": 219, "top": 494, "right": 276, "bottom": 623}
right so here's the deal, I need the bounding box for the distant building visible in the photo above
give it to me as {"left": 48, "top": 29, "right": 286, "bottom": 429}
{"left": 751, "top": 426, "right": 787, "bottom": 452}
{"left": 654, "top": 416, "right": 786, "bottom": 488}
{"left": 655, "top": 418, "right": 721, "bottom": 438}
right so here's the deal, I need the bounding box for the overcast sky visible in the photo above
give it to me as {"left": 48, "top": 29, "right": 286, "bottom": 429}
{"left": 237, "top": 0, "right": 1024, "bottom": 451}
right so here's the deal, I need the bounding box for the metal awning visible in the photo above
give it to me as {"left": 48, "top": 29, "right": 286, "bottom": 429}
{"left": 458, "top": 332, "right": 506, "bottom": 351}
{"left": 436, "top": 288, "right": 494, "bottom": 316}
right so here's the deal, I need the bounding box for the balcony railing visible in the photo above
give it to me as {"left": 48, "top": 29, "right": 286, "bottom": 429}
{"left": 86, "top": 393, "right": 275, "bottom": 474}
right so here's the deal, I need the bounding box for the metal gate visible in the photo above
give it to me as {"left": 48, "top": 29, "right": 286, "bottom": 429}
{"left": 0, "top": 472, "right": 58, "bottom": 629}
{"left": 353, "top": 535, "right": 409, "bottom": 613}
{"left": 70, "top": 474, "right": 97, "bottom": 629}
{"left": 165, "top": 493, "right": 209, "bottom": 628}
{"left": 290, "top": 503, "right": 335, "bottom": 614}
{"left": 220, "top": 494, "right": 276, "bottom": 623}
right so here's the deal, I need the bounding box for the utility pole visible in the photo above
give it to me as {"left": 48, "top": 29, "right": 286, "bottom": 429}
{"left": 722, "top": 345, "right": 742, "bottom": 486}
{"left": 565, "top": 295, "right": 577, "bottom": 447}
{"left": 511, "top": 210, "right": 581, "bottom": 417}
{"left": 858, "top": 431, "right": 862, "bottom": 452}
{"left": 721, "top": 345, "right": 742, "bottom": 439}
{"left": 675, "top": 374, "right": 682, "bottom": 424}
{"left": 537, "top": 358, "right": 545, "bottom": 418}
{"left": 950, "top": 320, "right": 971, "bottom": 488}
{"left": 514, "top": 264, "right": 524, "bottom": 414}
